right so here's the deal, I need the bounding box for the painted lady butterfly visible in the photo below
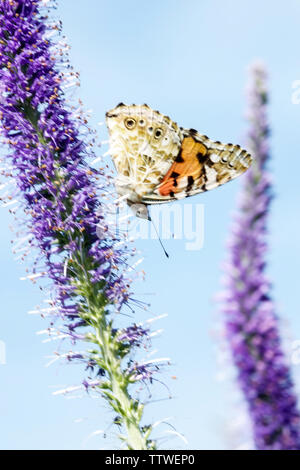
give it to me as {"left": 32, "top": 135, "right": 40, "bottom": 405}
{"left": 106, "top": 103, "right": 252, "bottom": 219}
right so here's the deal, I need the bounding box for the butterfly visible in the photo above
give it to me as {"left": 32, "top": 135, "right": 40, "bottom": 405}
{"left": 106, "top": 103, "right": 252, "bottom": 219}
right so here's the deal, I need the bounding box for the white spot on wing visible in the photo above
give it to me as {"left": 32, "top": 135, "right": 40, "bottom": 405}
{"left": 204, "top": 165, "right": 218, "bottom": 190}
{"left": 209, "top": 153, "right": 220, "bottom": 163}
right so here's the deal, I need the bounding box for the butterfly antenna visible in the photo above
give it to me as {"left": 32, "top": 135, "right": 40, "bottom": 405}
{"left": 116, "top": 204, "right": 120, "bottom": 238}
{"left": 149, "top": 216, "right": 169, "bottom": 258}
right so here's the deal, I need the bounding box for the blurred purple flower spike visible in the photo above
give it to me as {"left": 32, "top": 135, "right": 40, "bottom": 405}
{"left": 221, "top": 62, "right": 300, "bottom": 450}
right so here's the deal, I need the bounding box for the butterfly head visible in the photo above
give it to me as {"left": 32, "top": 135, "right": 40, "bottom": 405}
{"left": 127, "top": 201, "right": 150, "bottom": 220}
{"left": 106, "top": 103, "right": 182, "bottom": 203}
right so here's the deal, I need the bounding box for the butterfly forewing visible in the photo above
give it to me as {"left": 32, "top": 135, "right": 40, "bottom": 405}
{"left": 106, "top": 104, "right": 182, "bottom": 204}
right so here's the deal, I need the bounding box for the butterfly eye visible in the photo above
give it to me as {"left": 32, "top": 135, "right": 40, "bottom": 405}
{"left": 124, "top": 118, "right": 136, "bottom": 130}
{"left": 154, "top": 128, "right": 163, "bottom": 139}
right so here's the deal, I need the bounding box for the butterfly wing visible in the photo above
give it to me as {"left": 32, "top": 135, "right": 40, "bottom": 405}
{"left": 106, "top": 104, "right": 253, "bottom": 208}
{"left": 141, "top": 130, "right": 252, "bottom": 204}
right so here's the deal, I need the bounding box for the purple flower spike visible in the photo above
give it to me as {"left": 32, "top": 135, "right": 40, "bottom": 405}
{"left": 0, "top": 0, "right": 161, "bottom": 450}
{"left": 117, "top": 324, "right": 150, "bottom": 346}
{"left": 220, "top": 62, "right": 300, "bottom": 450}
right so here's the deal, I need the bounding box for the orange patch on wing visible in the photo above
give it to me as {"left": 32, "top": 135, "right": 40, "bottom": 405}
{"left": 158, "top": 137, "right": 207, "bottom": 196}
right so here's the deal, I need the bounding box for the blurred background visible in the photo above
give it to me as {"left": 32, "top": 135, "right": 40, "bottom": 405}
{"left": 1, "top": 0, "right": 300, "bottom": 449}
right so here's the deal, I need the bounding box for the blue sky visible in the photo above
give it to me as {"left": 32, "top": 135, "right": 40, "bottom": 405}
{"left": 1, "top": 0, "right": 300, "bottom": 450}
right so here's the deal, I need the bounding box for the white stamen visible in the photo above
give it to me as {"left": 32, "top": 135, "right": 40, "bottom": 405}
{"left": 63, "top": 258, "right": 68, "bottom": 278}
{"left": 152, "top": 417, "right": 173, "bottom": 429}
{"left": 53, "top": 385, "right": 83, "bottom": 396}
{"left": 119, "top": 213, "right": 133, "bottom": 222}
{"left": 45, "top": 355, "right": 61, "bottom": 367}
{"left": 82, "top": 430, "right": 105, "bottom": 448}
{"left": 145, "top": 349, "right": 158, "bottom": 359}
{"left": 43, "top": 30, "right": 57, "bottom": 39}
{"left": 0, "top": 165, "right": 14, "bottom": 171}
{"left": 91, "top": 156, "right": 103, "bottom": 165}
{"left": 149, "top": 329, "right": 164, "bottom": 338}
{"left": 28, "top": 307, "right": 57, "bottom": 315}
{"left": 2, "top": 199, "right": 18, "bottom": 208}
{"left": 114, "top": 193, "right": 130, "bottom": 204}
{"left": 146, "top": 313, "right": 168, "bottom": 324}
{"left": 164, "top": 430, "right": 188, "bottom": 445}
{"left": 13, "top": 246, "right": 30, "bottom": 254}
{"left": 139, "top": 357, "right": 170, "bottom": 366}
{"left": 127, "top": 257, "right": 144, "bottom": 272}
{"left": 12, "top": 235, "right": 32, "bottom": 249}
{"left": 112, "top": 240, "right": 127, "bottom": 248}
{"left": 36, "top": 328, "right": 54, "bottom": 336}
{"left": 42, "top": 334, "right": 69, "bottom": 343}
{"left": 20, "top": 272, "right": 46, "bottom": 281}
{"left": 62, "top": 81, "right": 78, "bottom": 90}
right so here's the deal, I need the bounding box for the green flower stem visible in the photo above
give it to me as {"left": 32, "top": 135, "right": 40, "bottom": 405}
{"left": 95, "top": 319, "right": 149, "bottom": 450}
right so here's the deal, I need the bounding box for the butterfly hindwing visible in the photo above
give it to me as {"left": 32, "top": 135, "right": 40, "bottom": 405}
{"left": 155, "top": 136, "right": 208, "bottom": 198}
{"left": 142, "top": 130, "right": 252, "bottom": 203}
